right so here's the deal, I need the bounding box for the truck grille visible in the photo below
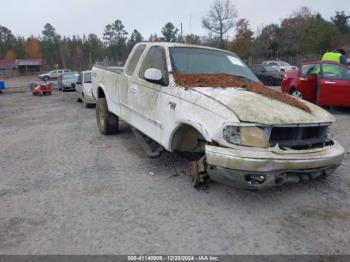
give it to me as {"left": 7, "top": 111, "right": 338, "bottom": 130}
{"left": 268, "top": 126, "right": 330, "bottom": 150}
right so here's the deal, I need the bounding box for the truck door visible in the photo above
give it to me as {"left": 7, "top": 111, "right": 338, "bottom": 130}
{"left": 131, "top": 46, "right": 169, "bottom": 142}
{"left": 318, "top": 63, "right": 350, "bottom": 107}
{"left": 119, "top": 44, "right": 147, "bottom": 123}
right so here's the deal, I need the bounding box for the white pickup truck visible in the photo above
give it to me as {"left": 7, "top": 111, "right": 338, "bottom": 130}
{"left": 92, "top": 42, "right": 345, "bottom": 190}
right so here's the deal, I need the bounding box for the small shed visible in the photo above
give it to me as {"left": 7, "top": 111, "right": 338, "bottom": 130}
{"left": 16, "top": 59, "right": 41, "bottom": 74}
{"left": 0, "top": 60, "right": 17, "bottom": 76}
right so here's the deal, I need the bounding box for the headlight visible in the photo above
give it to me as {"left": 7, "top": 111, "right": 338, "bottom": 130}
{"left": 326, "top": 126, "right": 333, "bottom": 142}
{"left": 223, "top": 126, "right": 269, "bottom": 148}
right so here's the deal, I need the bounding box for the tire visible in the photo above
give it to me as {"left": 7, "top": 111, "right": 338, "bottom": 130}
{"left": 82, "top": 94, "right": 89, "bottom": 108}
{"left": 77, "top": 97, "right": 82, "bottom": 103}
{"left": 291, "top": 89, "right": 303, "bottom": 99}
{"left": 96, "top": 97, "right": 119, "bottom": 135}
{"left": 43, "top": 76, "right": 49, "bottom": 82}
{"left": 266, "top": 77, "right": 274, "bottom": 86}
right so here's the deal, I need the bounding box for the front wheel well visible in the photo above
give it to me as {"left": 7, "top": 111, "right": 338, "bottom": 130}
{"left": 171, "top": 124, "right": 207, "bottom": 153}
{"left": 97, "top": 87, "right": 105, "bottom": 98}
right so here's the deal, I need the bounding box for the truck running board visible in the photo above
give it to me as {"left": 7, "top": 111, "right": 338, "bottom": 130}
{"left": 131, "top": 128, "right": 164, "bottom": 158}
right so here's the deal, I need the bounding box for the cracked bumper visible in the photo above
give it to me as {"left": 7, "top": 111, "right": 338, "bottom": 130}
{"left": 205, "top": 142, "right": 345, "bottom": 190}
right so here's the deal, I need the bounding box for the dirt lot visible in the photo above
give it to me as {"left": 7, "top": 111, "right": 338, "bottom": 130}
{"left": 0, "top": 76, "right": 350, "bottom": 255}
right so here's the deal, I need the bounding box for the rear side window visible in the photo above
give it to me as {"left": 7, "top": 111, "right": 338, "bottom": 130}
{"left": 125, "top": 44, "right": 146, "bottom": 76}
{"left": 139, "top": 46, "right": 169, "bottom": 85}
{"left": 322, "top": 64, "right": 348, "bottom": 80}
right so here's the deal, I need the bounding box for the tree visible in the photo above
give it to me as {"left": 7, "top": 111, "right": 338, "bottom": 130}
{"left": 229, "top": 19, "right": 253, "bottom": 56}
{"left": 103, "top": 20, "right": 128, "bottom": 62}
{"left": 41, "top": 23, "right": 61, "bottom": 66}
{"left": 0, "top": 25, "right": 15, "bottom": 58}
{"left": 202, "top": 0, "right": 237, "bottom": 48}
{"left": 24, "top": 37, "right": 42, "bottom": 59}
{"left": 277, "top": 7, "right": 314, "bottom": 56}
{"left": 185, "top": 34, "right": 202, "bottom": 45}
{"left": 127, "top": 29, "right": 143, "bottom": 50}
{"left": 331, "top": 11, "right": 350, "bottom": 33}
{"left": 161, "top": 23, "right": 179, "bottom": 42}
{"left": 299, "top": 14, "right": 334, "bottom": 54}
{"left": 250, "top": 24, "right": 281, "bottom": 58}
{"left": 5, "top": 49, "right": 16, "bottom": 61}
{"left": 149, "top": 34, "right": 160, "bottom": 42}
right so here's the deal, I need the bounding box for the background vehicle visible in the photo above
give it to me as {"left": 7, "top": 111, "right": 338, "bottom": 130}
{"left": 58, "top": 73, "right": 78, "bottom": 92}
{"left": 76, "top": 71, "right": 95, "bottom": 107}
{"left": 263, "top": 60, "right": 297, "bottom": 72}
{"left": 32, "top": 83, "right": 52, "bottom": 96}
{"left": 0, "top": 80, "right": 5, "bottom": 93}
{"left": 91, "top": 42, "right": 344, "bottom": 190}
{"left": 251, "top": 64, "right": 284, "bottom": 86}
{"left": 281, "top": 61, "right": 350, "bottom": 107}
{"left": 39, "top": 69, "right": 71, "bottom": 81}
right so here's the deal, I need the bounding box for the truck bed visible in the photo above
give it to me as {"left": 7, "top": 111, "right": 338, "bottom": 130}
{"left": 93, "top": 65, "right": 124, "bottom": 74}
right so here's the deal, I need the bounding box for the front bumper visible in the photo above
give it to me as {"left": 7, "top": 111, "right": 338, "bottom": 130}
{"left": 205, "top": 142, "right": 345, "bottom": 190}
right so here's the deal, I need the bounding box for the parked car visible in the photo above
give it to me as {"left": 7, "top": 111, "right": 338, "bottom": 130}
{"left": 92, "top": 42, "right": 344, "bottom": 190}
{"left": 76, "top": 71, "right": 95, "bottom": 107}
{"left": 281, "top": 61, "right": 350, "bottom": 107}
{"left": 39, "top": 69, "right": 72, "bottom": 81}
{"left": 58, "top": 73, "right": 78, "bottom": 92}
{"left": 263, "top": 60, "right": 297, "bottom": 72}
{"left": 251, "top": 64, "right": 284, "bottom": 86}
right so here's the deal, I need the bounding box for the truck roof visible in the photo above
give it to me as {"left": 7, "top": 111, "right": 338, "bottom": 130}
{"left": 137, "top": 42, "right": 234, "bottom": 53}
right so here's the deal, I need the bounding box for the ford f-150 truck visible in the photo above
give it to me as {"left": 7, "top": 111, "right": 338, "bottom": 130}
{"left": 91, "top": 42, "right": 345, "bottom": 190}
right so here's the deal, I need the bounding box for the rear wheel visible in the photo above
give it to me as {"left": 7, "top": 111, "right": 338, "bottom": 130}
{"left": 96, "top": 97, "right": 119, "bottom": 135}
{"left": 266, "top": 77, "right": 274, "bottom": 86}
{"left": 291, "top": 89, "right": 303, "bottom": 99}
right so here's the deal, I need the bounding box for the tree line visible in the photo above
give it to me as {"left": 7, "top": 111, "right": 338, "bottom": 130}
{"left": 0, "top": 0, "right": 349, "bottom": 70}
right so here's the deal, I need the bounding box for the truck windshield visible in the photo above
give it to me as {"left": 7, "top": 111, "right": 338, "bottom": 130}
{"left": 170, "top": 47, "right": 259, "bottom": 82}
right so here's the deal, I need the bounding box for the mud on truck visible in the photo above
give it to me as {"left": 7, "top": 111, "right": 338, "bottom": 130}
{"left": 91, "top": 42, "right": 345, "bottom": 190}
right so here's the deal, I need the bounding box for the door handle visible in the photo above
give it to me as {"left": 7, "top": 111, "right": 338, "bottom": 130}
{"left": 130, "top": 85, "right": 138, "bottom": 93}
{"left": 325, "top": 81, "right": 336, "bottom": 84}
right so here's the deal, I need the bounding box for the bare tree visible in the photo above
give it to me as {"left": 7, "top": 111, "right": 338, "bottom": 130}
{"left": 202, "top": 0, "right": 237, "bottom": 48}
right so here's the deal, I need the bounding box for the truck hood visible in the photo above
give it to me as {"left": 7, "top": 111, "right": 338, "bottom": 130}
{"left": 193, "top": 87, "right": 334, "bottom": 125}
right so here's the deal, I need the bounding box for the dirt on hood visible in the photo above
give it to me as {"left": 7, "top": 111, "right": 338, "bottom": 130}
{"left": 173, "top": 73, "right": 311, "bottom": 113}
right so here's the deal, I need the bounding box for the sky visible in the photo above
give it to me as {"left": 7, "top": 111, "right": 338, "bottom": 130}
{"left": 1, "top": 0, "right": 350, "bottom": 39}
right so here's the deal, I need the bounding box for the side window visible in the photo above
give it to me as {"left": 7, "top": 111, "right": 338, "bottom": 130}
{"left": 322, "top": 64, "right": 347, "bottom": 80}
{"left": 139, "top": 46, "right": 169, "bottom": 86}
{"left": 125, "top": 44, "right": 146, "bottom": 76}
{"left": 77, "top": 73, "right": 83, "bottom": 83}
{"left": 300, "top": 64, "right": 320, "bottom": 76}
{"left": 84, "top": 72, "right": 92, "bottom": 83}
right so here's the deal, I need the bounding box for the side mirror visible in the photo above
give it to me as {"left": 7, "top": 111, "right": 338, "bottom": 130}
{"left": 144, "top": 68, "right": 163, "bottom": 84}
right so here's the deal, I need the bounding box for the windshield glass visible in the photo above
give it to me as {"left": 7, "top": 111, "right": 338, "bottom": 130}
{"left": 84, "top": 72, "right": 91, "bottom": 83}
{"left": 265, "top": 66, "right": 279, "bottom": 72}
{"left": 279, "top": 62, "right": 290, "bottom": 66}
{"left": 170, "top": 47, "right": 259, "bottom": 82}
{"left": 63, "top": 74, "right": 76, "bottom": 80}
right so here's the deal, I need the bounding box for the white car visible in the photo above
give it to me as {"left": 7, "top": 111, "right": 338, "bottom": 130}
{"left": 76, "top": 71, "right": 95, "bottom": 107}
{"left": 39, "top": 69, "right": 71, "bottom": 81}
{"left": 263, "top": 60, "right": 297, "bottom": 72}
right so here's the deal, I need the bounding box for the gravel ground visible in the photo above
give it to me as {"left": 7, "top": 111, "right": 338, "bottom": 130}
{"left": 0, "top": 76, "right": 349, "bottom": 255}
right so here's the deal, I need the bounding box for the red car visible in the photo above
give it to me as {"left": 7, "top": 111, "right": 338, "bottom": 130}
{"left": 32, "top": 83, "right": 52, "bottom": 96}
{"left": 281, "top": 61, "right": 350, "bottom": 107}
